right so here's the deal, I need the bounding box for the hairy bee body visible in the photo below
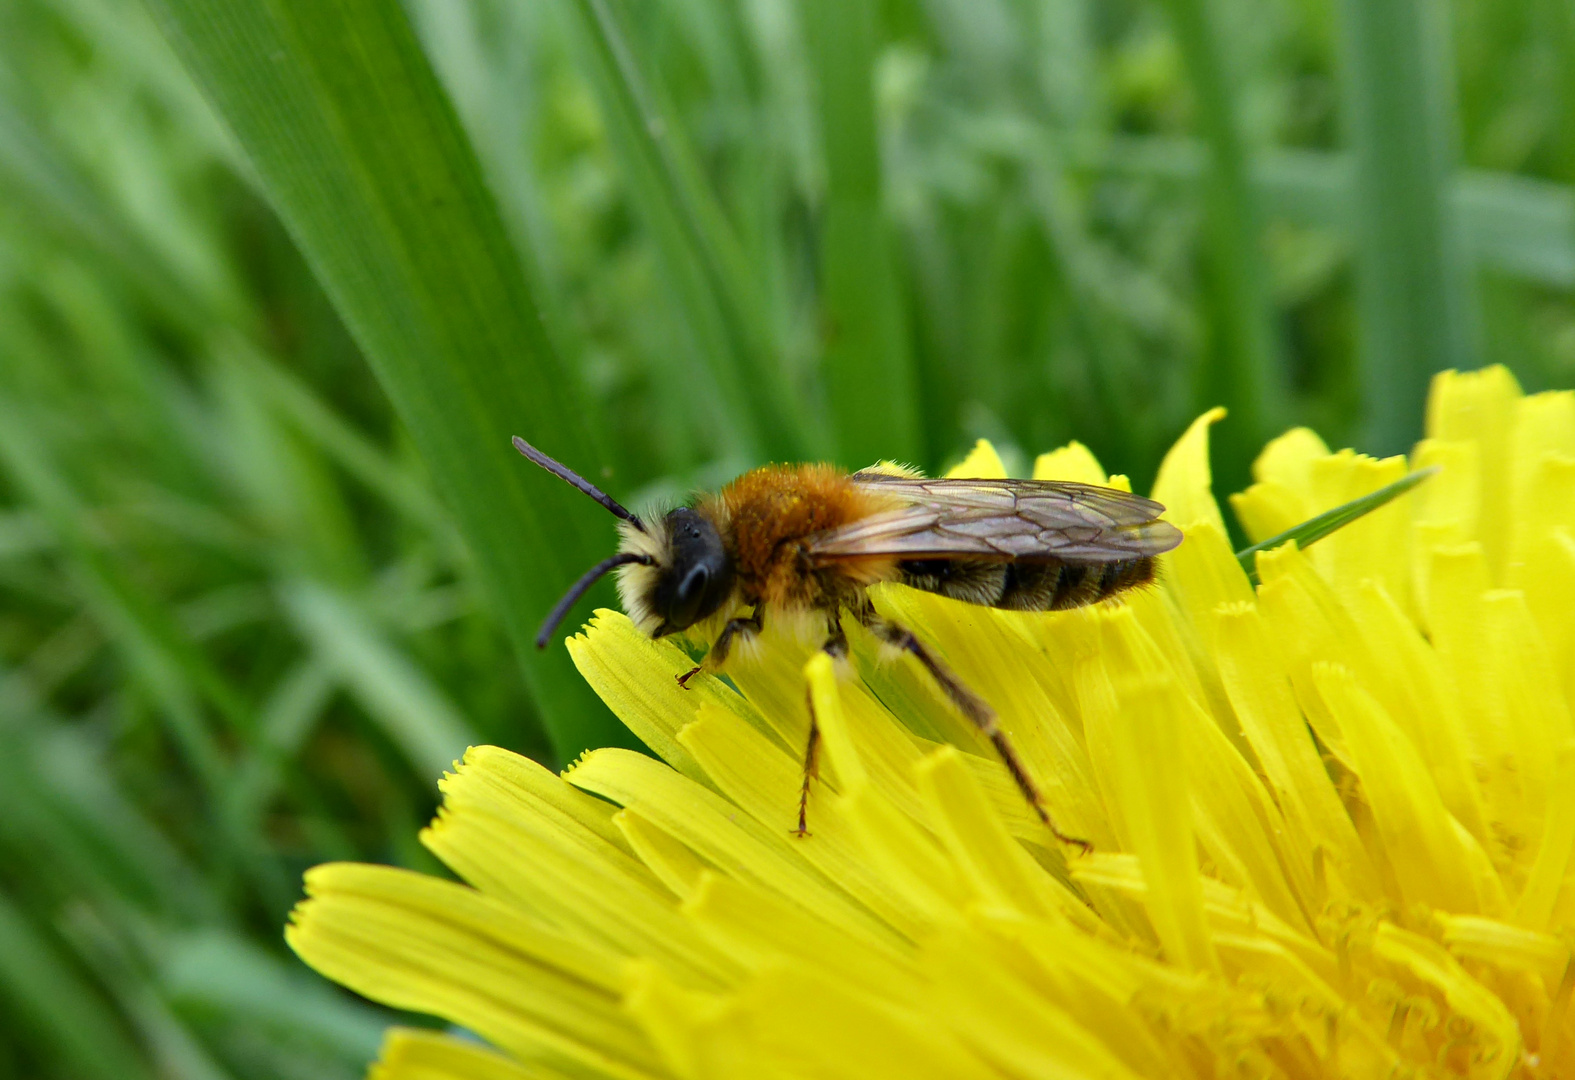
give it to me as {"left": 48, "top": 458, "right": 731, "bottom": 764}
{"left": 622, "top": 463, "right": 1161, "bottom": 634}
{"left": 514, "top": 436, "right": 1183, "bottom": 845}
{"left": 715, "top": 463, "right": 898, "bottom": 608}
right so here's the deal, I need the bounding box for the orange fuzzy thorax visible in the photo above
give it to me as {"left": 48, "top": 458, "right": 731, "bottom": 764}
{"left": 704, "top": 463, "right": 901, "bottom": 612}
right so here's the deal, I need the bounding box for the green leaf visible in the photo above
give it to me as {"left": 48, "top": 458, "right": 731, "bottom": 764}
{"left": 1072, "top": 137, "right": 1575, "bottom": 291}
{"left": 161, "top": 930, "right": 386, "bottom": 1064}
{"left": 280, "top": 579, "right": 476, "bottom": 779}
{"left": 1332, "top": 0, "right": 1478, "bottom": 453}
{"left": 0, "top": 84, "right": 241, "bottom": 334}
{"left": 143, "top": 0, "right": 636, "bottom": 758}
{"left": 0, "top": 889, "right": 153, "bottom": 1080}
{"left": 801, "top": 0, "right": 921, "bottom": 467}
{"left": 1235, "top": 466, "right": 1440, "bottom": 583}
{"left": 1153, "top": 0, "right": 1285, "bottom": 492}
{"left": 564, "top": 0, "right": 811, "bottom": 462}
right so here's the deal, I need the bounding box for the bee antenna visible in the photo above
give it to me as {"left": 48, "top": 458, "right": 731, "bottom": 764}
{"left": 512, "top": 436, "right": 646, "bottom": 532}
{"left": 536, "top": 552, "right": 655, "bottom": 649}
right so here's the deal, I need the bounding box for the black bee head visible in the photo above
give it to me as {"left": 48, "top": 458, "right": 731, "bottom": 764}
{"left": 514, "top": 435, "right": 738, "bottom": 647}
{"left": 647, "top": 507, "right": 735, "bottom": 635}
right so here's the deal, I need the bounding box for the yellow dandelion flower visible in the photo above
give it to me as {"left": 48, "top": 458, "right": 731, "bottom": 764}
{"left": 289, "top": 365, "right": 1575, "bottom": 1080}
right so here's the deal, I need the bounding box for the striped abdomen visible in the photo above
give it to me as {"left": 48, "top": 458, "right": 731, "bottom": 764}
{"left": 896, "top": 557, "right": 1156, "bottom": 612}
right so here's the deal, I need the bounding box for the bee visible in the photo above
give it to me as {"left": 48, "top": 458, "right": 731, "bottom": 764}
{"left": 516, "top": 436, "right": 1183, "bottom": 849}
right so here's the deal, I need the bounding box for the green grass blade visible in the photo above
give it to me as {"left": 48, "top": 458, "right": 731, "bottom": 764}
{"left": 143, "top": 0, "right": 636, "bottom": 758}
{"left": 230, "top": 342, "right": 454, "bottom": 541}
{"left": 280, "top": 579, "right": 476, "bottom": 778}
{"left": 0, "top": 709, "right": 215, "bottom": 922}
{"left": 1455, "top": 172, "right": 1575, "bottom": 288}
{"left": 0, "top": 88, "right": 241, "bottom": 333}
{"left": 160, "top": 930, "right": 386, "bottom": 1065}
{"left": 800, "top": 0, "right": 921, "bottom": 467}
{"left": 0, "top": 398, "right": 232, "bottom": 793}
{"left": 0, "top": 889, "right": 153, "bottom": 1080}
{"left": 1235, "top": 466, "right": 1440, "bottom": 583}
{"left": 1332, "top": 0, "right": 1477, "bottom": 453}
{"left": 1154, "top": 0, "right": 1284, "bottom": 490}
{"left": 565, "top": 0, "right": 811, "bottom": 461}
{"left": 1075, "top": 137, "right": 1575, "bottom": 290}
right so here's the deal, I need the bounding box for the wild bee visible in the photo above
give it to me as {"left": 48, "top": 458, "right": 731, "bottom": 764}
{"left": 516, "top": 437, "right": 1183, "bottom": 849}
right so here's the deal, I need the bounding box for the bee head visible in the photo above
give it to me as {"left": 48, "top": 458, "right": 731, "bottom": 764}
{"left": 514, "top": 436, "right": 735, "bottom": 648}
{"left": 623, "top": 507, "right": 735, "bottom": 638}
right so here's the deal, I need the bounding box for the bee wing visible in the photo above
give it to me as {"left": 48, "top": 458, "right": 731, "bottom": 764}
{"left": 806, "top": 473, "right": 1183, "bottom": 563}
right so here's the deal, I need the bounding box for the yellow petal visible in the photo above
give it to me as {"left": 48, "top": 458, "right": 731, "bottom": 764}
{"left": 1179, "top": 692, "right": 1308, "bottom": 933}
{"left": 423, "top": 763, "right": 741, "bottom": 990}
{"left": 700, "top": 963, "right": 997, "bottom": 1080}
{"left": 1371, "top": 923, "right": 1522, "bottom": 1078}
{"left": 1514, "top": 743, "right": 1575, "bottom": 930}
{"left": 1307, "top": 451, "right": 1413, "bottom": 613}
{"left": 1509, "top": 453, "right": 1575, "bottom": 576}
{"left": 1314, "top": 666, "right": 1504, "bottom": 915}
{"left": 870, "top": 584, "right": 1108, "bottom": 847}
{"left": 1213, "top": 602, "right": 1377, "bottom": 905}
{"left": 844, "top": 613, "right": 993, "bottom": 756}
{"left": 1151, "top": 407, "right": 1228, "bottom": 534}
{"left": 1228, "top": 479, "right": 1309, "bottom": 544}
{"left": 1032, "top": 441, "right": 1108, "bottom": 483}
{"left": 1344, "top": 581, "right": 1489, "bottom": 846}
{"left": 1425, "top": 365, "right": 1523, "bottom": 580}
{"left": 1411, "top": 438, "right": 1483, "bottom": 626}
{"left": 966, "top": 911, "right": 1183, "bottom": 1077}
{"left": 1096, "top": 606, "right": 1305, "bottom": 930}
{"left": 1438, "top": 914, "right": 1570, "bottom": 986}
{"left": 286, "top": 864, "right": 660, "bottom": 1079}
{"left": 620, "top": 961, "right": 723, "bottom": 1080}
{"left": 614, "top": 808, "right": 710, "bottom": 903}
{"left": 922, "top": 932, "right": 1147, "bottom": 1080}
{"left": 1511, "top": 530, "right": 1575, "bottom": 713}
{"left": 1485, "top": 591, "right": 1574, "bottom": 827}
{"left": 945, "top": 439, "right": 1008, "bottom": 479}
{"left": 681, "top": 872, "right": 917, "bottom": 1003}
{"left": 452, "top": 744, "right": 639, "bottom": 859}
{"left": 1251, "top": 425, "right": 1331, "bottom": 487}
{"left": 1513, "top": 389, "right": 1575, "bottom": 462}
{"left": 1078, "top": 657, "right": 1217, "bottom": 971}
{"left": 369, "top": 1028, "right": 545, "bottom": 1080}
{"left": 564, "top": 748, "right": 901, "bottom": 949}
{"left": 1150, "top": 521, "right": 1254, "bottom": 725}
{"left": 798, "top": 648, "right": 950, "bottom": 828}
{"left": 566, "top": 612, "right": 719, "bottom": 784}
{"left": 1511, "top": 391, "right": 1575, "bottom": 566}
{"left": 1161, "top": 522, "right": 1254, "bottom": 646}
{"left": 1208, "top": 935, "right": 1401, "bottom": 1075}
{"left": 836, "top": 782, "right": 973, "bottom": 928}
{"left": 1253, "top": 543, "right": 1369, "bottom": 766}
{"left": 1427, "top": 544, "right": 1527, "bottom": 838}
{"left": 677, "top": 701, "right": 933, "bottom": 938}
{"left": 913, "top": 745, "right": 1079, "bottom": 923}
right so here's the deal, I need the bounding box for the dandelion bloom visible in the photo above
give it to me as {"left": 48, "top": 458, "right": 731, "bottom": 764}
{"left": 290, "top": 366, "right": 1575, "bottom": 1080}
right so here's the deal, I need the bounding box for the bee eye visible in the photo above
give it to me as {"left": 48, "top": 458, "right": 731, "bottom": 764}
{"left": 668, "top": 565, "right": 709, "bottom": 628}
{"left": 653, "top": 506, "right": 733, "bottom": 633}
{"left": 679, "top": 565, "right": 709, "bottom": 601}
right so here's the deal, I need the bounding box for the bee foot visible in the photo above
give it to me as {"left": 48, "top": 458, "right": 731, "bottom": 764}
{"left": 676, "top": 666, "right": 701, "bottom": 689}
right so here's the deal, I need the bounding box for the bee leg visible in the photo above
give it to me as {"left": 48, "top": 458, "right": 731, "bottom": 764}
{"left": 862, "top": 616, "right": 1092, "bottom": 855}
{"left": 677, "top": 608, "right": 764, "bottom": 689}
{"left": 794, "top": 619, "right": 848, "bottom": 838}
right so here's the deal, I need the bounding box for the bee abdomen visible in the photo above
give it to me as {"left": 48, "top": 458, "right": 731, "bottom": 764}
{"left": 898, "top": 557, "right": 1156, "bottom": 611}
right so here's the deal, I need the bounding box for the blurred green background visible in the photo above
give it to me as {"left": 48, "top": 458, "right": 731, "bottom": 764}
{"left": 0, "top": 0, "right": 1572, "bottom": 1074}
